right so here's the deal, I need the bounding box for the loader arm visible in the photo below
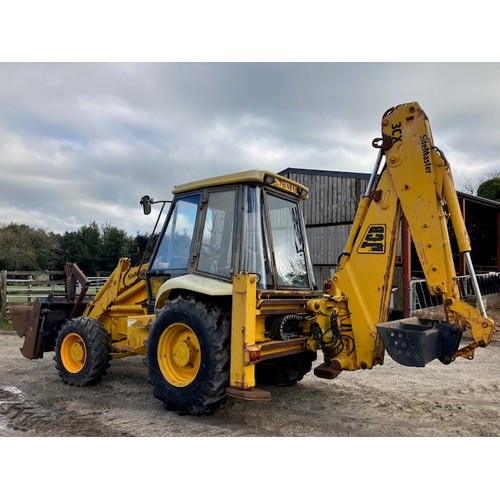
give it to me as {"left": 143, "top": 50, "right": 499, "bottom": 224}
{"left": 82, "top": 257, "right": 149, "bottom": 341}
{"left": 310, "top": 102, "right": 495, "bottom": 377}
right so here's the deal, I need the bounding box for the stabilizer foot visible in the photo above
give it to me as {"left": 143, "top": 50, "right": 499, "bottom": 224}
{"left": 226, "top": 387, "right": 272, "bottom": 402}
{"left": 314, "top": 361, "right": 342, "bottom": 379}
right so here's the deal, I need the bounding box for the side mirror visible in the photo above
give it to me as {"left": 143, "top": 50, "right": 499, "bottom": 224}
{"left": 140, "top": 195, "right": 152, "bottom": 215}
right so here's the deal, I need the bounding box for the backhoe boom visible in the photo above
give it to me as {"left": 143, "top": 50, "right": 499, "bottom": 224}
{"left": 311, "top": 102, "right": 495, "bottom": 377}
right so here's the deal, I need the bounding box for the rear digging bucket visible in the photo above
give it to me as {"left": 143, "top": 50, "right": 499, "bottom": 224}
{"left": 377, "top": 317, "right": 462, "bottom": 367}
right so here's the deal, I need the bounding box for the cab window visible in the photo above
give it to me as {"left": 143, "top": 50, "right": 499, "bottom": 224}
{"left": 266, "top": 193, "right": 309, "bottom": 288}
{"left": 150, "top": 194, "right": 199, "bottom": 272}
{"left": 197, "top": 189, "right": 236, "bottom": 279}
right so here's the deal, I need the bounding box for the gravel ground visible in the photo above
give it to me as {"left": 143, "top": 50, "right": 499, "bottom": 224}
{"left": 1, "top": 299, "right": 500, "bottom": 438}
{"left": 2, "top": 300, "right": 499, "bottom": 500}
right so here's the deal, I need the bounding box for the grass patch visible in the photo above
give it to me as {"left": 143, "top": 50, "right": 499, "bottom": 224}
{"left": 0, "top": 317, "right": 13, "bottom": 331}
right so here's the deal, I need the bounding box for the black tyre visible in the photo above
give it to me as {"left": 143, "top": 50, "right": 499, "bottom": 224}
{"left": 256, "top": 351, "right": 317, "bottom": 387}
{"left": 147, "top": 296, "right": 230, "bottom": 416}
{"left": 54, "top": 317, "right": 111, "bottom": 386}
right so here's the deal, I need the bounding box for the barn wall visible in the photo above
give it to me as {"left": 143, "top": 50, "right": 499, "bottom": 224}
{"left": 280, "top": 168, "right": 500, "bottom": 313}
{"left": 282, "top": 169, "right": 369, "bottom": 225}
{"left": 280, "top": 168, "right": 370, "bottom": 285}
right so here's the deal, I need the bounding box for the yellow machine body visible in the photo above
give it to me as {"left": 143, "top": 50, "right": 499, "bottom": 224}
{"left": 12, "top": 102, "right": 496, "bottom": 415}
{"left": 80, "top": 258, "right": 152, "bottom": 357}
{"left": 310, "top": 103, "right": 494, "bottom": 377}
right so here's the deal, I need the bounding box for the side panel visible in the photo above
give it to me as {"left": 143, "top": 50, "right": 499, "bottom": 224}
{"left": 230, "top": 274, "right": 257, "bottom": 389}
{"left": 155, "top": 274, "right": 233, "bottom": 309}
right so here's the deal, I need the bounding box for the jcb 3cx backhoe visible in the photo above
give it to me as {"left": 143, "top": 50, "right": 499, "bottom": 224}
{"left": 12, "top": 102, "right": 495, "bottom": 415}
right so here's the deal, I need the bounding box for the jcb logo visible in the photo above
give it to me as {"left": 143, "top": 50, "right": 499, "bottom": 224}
{"left": 358, "top": 224, "right": 386, "bottom": 254}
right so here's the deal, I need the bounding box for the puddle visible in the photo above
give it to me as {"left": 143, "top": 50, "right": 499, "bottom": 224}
{"left": 0, "top": 385, "right": 26, "bottom": 404}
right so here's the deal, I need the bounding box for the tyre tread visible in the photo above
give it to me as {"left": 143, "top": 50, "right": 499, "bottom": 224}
{"left": 54, "top": 317, "right": 111, "bottom": 386}
{"left": 147, "top": 296, "right": 230, "bottom": 415}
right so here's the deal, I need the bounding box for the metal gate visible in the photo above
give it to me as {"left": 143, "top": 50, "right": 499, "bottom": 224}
{"left": 409, "top": 272, "right": 500, "bottom": 316}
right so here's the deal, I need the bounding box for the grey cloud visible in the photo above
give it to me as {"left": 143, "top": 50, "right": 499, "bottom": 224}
{"left": 1, "top": 62, "right": 499, "bottom": 235}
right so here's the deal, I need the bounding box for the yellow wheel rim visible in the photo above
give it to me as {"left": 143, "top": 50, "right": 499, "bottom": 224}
{"left": 60, "top": 333, "right": 87, "bottom": 373}
{"left": 157, "top": 323, "right": 201, "bottom": 387}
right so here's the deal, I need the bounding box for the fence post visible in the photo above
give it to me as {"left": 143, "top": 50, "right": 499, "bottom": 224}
{"left": 28, "top": 274, "right": 33, "bottom": 303}
{"left": 0, "top": 270, "right": 7, "bottom": 318}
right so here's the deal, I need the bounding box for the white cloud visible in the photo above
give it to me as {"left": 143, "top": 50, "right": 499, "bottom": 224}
{"left": 0, "top": 63, "right": 499, "bottom": 236}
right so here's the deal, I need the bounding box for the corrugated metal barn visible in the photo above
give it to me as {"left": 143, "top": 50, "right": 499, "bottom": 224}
{"left": 279, "top": 168, "right": 370, "bottom": 285}
{"left": 280, "top": 167, "right": 500, "bottom": 315}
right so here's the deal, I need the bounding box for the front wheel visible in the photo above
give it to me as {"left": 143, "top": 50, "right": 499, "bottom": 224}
{"left": 54, "top": 317, "right": 111, "bottom": 386}
{"left": 147, "top": 296, "right": 230, "bottom": 415}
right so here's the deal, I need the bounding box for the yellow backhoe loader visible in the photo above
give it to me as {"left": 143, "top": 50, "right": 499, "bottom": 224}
{"left": 12, "top": 102, "right": 495, "bottom": 415}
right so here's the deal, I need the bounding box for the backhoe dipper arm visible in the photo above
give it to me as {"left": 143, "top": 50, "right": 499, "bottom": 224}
{"left": 309, "top": 102, "right": 495, "bottom": 377}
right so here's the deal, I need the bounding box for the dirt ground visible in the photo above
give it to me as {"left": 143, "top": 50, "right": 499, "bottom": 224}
{"left": 1, "top": 298, "right": 500, "bottom": 438}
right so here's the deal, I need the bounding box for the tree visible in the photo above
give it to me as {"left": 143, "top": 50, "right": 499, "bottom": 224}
{"left": 100, "top": 224, "right": 136, "bottom": 272}
{"left": 0, "top": 221, "right": 146, "bottom": 274}
{"left": 460, "top": 178, "right": 476, "bottom": 195}
{"left": 59, "top": 222, "right": 102, "bottom": 275}
{"left": 0, "top": 223, "right": 61, "bottom": 270}
{"left": 459, "top": 170, "right": 500, "bottom": 199}
{"left": 58, "top": 222, "right": 140, "bottom": 275}
{"left": 477, "top": 177, "right": 500, "bottom": 201}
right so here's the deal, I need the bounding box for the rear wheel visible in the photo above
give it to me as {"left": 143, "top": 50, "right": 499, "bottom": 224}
{"left": 55, "top": 317, "right": 111, "bottom": 386}
{"left": 256, "top": 351, "right": 317, "bottom": 387}
{"left": 147, "top": 296, "right": 230, "bottom": 415}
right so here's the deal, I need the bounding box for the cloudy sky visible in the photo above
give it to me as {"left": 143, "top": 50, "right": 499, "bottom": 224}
{"left": 2, "top": 1, "right": 498, "bottom": 485}
{"left": 1, "top": 1, "right": 499, "bottom": 236}
{"left": 1, "top": 62, "right": 499, "bottom": 235}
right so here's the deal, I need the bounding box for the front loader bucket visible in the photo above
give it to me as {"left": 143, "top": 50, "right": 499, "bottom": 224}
{"left": 11, "top": 299, "right": 44, "bottom": 360}
{"left": 377, "top": 317, "right": 462, "bottom": 367}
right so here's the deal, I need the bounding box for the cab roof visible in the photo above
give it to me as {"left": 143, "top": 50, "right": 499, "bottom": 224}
{"left": 172, "top": 170, "right": 309, "bottom": 200}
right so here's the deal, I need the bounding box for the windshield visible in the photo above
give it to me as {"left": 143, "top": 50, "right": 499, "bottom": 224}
{"left": 150, "top": 194, "right": 199, "bottom": 271}
{"left": 197, "top": 189, "right": 236, "bottom": 279}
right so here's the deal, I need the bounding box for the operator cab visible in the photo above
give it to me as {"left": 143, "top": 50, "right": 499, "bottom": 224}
{"left": 146, "top": 170, "right": 316, "bottom": 305}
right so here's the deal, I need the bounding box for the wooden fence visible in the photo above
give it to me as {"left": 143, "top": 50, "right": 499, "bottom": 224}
{"left": 0, "top": 270, "right": 108, "bottom": 318}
